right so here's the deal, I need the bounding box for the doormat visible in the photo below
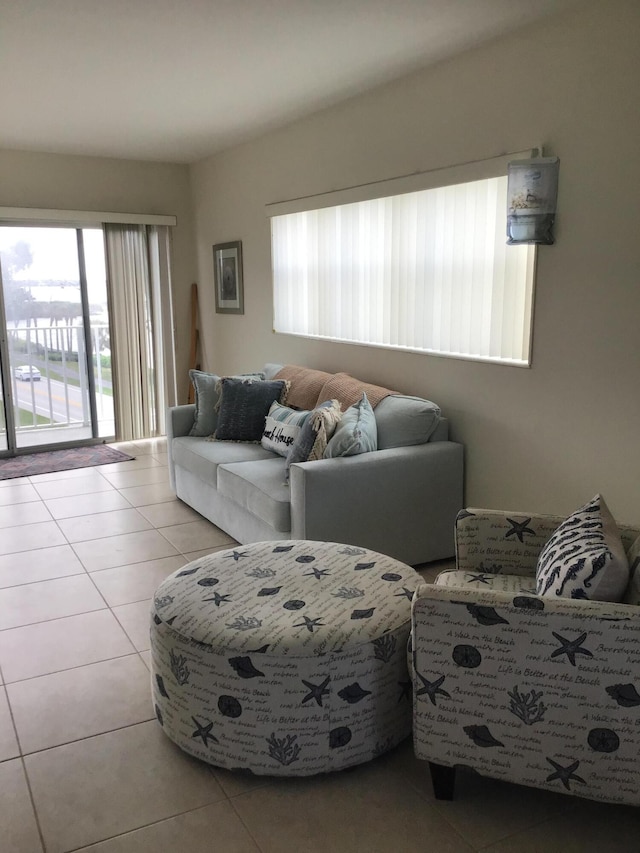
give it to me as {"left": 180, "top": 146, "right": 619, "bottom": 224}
{"left": 0, "top": 445, "right": 135, "bottom": 480}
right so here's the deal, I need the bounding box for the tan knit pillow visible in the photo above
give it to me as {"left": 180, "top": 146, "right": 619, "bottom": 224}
{"left": 315, "top": 372, "right": 394, "bottom": 411}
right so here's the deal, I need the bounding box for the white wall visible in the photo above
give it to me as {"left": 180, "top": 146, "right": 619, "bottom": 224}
{"left": 190, "top": 0, "right": 640, "bottom": 524}
{"left": 0, "top": 147, "right": 197, "bottom": 393}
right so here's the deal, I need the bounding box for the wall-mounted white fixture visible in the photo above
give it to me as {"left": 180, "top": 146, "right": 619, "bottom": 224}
{"left": 507, "top": 155, "right": 559, "bottom": 245}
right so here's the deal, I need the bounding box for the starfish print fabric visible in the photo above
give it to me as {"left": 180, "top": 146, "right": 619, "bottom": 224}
{"left": 151, "top": 539, "right": 421, "bottom": 775}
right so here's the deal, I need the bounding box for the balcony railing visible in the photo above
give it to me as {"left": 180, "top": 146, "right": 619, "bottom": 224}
{"left": 6, "top": 322, "right": 114, "bottom": 442}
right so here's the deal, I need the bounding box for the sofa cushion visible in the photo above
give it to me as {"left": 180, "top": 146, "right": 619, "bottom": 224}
{"left": 172, "top": 436, "right": 275, "bottom": 486}
{"left": 285, "top": 399, "right": 342, "bottom": 476}
{"left": 188, "top": 370, "right": 265, "bottom": 437}
{"left": 374, "top": 395, "right": 441, "bottom": 449}
{"left": 261, "top": 402, "right": 311, "bottom": 457}
{"left": 324, "top": 393, "right": 377, "bottom": 458}
{"left": 217, "top": 458, "right": 291, "bottom": 533}
{"left": 273, "top": 365, "right": 333, "bottom": 410}
{"left": 315, "top": 372, "right": 394, "bottom": 410}
{"left": 536, "top": 494, "right": 629, "bottom": 601}
{"left": 213, "top": 378, "right": 288, "bottom": 442}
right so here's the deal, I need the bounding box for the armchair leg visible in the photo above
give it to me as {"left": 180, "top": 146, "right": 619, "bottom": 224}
{"left": 429, "top": 762, "right": 456, "bottom": 800}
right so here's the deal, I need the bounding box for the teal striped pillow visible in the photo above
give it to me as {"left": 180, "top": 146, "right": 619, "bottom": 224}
{"left": 261, "top": 402, "right": 311, "bottom": 457}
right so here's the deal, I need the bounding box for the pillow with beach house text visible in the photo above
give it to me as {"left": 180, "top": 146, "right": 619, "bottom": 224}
{"left": 261, "top": 402, "right": 311, "bottom": 457}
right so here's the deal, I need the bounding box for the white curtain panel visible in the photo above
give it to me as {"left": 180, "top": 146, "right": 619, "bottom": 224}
{"left": 104, "top": 224, "right": 175, "bottom": 441}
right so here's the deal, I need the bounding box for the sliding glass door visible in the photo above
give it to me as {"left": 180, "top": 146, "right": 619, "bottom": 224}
{"left": 0, "top": 225, "right": 113, "bottom": 452}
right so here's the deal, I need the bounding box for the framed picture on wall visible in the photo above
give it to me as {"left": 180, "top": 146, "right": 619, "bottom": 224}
{"left": 213, "top": 240, "right": 244, "bottom": 314}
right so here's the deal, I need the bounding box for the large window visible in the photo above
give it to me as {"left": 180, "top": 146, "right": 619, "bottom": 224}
{"left": 270, "top": 158, "right": 537, "bottom": 366}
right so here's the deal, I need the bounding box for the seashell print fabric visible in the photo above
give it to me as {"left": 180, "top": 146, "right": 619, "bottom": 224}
{"left": 412, "top": 576, "right": 640, "bottom": 805}
{"left": 151, "top": 540, "right": 420, "bottom": 775}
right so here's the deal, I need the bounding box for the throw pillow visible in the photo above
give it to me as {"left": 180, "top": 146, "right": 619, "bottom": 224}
{"left": 285, "top": 399, "right": 342, "bottom": 476}
{"left": 536, "top": 494, "right": 629, "bottom": 601}
{"left": 189, "top": 370, "right": 264, "bottom": 437}
{"left": 623, "top": 535, "right": 640, "bottom": 605}
{"left": 213, "top": 378, "right": 288, "bottom": 443}
{"left": 324, "top": 393, "right": 377, "bottom": 457}
{"left": 261, "top": 402, "right": 311, "bottom": 457}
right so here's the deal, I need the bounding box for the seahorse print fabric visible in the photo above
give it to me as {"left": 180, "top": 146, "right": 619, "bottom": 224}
{"left": 536, "top": 494, "right": 629, "bottom": 601}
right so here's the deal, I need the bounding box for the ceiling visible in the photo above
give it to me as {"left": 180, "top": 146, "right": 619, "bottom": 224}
{"left": 1, "top": 0, "right": 578, "bottom": 164}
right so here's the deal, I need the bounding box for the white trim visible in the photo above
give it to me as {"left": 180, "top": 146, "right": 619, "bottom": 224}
{"left": 266, "top": 149, "right": 537, "bottom": 217}
{"left": 0, "top": 207, "right": 176, "bottom": 227}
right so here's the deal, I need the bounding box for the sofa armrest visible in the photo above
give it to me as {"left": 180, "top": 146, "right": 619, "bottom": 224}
{"left": 411, "top": 582, "right": 640, "bottom": 805}
{"left": 166, "top": 405, "right": 196, "bottom": 490}
{"left": 455, "top": 508, "right": 565, "bottom": 577}
{"left": 288, "top": 441, "right": 464, "bottom": 565}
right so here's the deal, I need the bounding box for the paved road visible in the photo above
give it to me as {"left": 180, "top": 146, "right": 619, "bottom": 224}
{"left": 12, "top": 376, "right": 113, "bottom": 425}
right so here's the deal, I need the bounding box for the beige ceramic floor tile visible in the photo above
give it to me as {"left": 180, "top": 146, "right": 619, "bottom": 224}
{"left": 57, "top": 507, "right": 153, "bottom": 543}
{"left": 0, "top": 500, "right": 52, "bottom": 529}
{"left": 182, "top": 544, "right": 239, "bottom": 562}
{"left": 0, "top": 573, "right": 106, "bottom": 630}
{"left": 8, "top": 654, "right": 153, "bottom": 753}
{"left": 32, "top": 473, "right": 115, "bottom": 500}
{"left": 0, "top": 475, "right": 31, "bottom": 488}
{"left": 0, "top": 520, "right": 66, "bottom": 556}
{"left": 0, "top": 610, "right": 135, "bottom": 682}
{"left": 112, "top": 599, "right": 153, "bottom": 651}
{"left": 74, "top": 801, "right": 260, "bottom": 852}
{"left": 72, "top": 529, "right": 179, "bottom": 572}
{"left": 139, "top": 650, "right": 152, "bottom": 670}
{"left": 384, "top": 742, "right": 573, "bottom": 849}
{"left": 118, "top": 481, "right": 177, "bottom": 507}
{"left": 0, "top": 543, "right": 86, "bottom": 589}
{"left": 232, "top": 757, "right": 474, "bottom": 853}
{"left": 29, "top": 466, "right": 113, "bottom": 484}
{"left": 0, "top": 687, "right": 20, "bottom": 760}
{"left": 24, "top": 720, "right": 226, "bottom": 853}
{"left": 158, "top": 519, "right": 235, "bottom": 553}
{"left": 483, "top": 797, "right": 640, "bottom": 853}
{"left": 91, "top": 555, "right": 186, "bottom": 607}
{"left": 137, "top": 499, "right": 203, "bottom": 528}
{"left": 0, "top": 759, "right": 44, "bottom": 852}
{"left": 96, "top": 455, "right": 163, "bottom": 474}
{"left": 45, "top": 490, "right": 133, "bottom": 520}
{"left": 100, "top": 466, "right": 169, "bottom": 490}
{"left": 211, "top": 764, "right": 276, "bottom": 798}
{"left": 0, "top": 482, "right": 41, "bottom": 505}
{"left": 151, "top": 451, "right": 169, "bottom": 466}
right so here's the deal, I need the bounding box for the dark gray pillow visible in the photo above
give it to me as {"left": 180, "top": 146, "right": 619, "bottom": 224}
{"left": 214, "top": 378, "right": 288, "bottom": 442}
{"left": 189, "top": 370, "right": 264, "bottom": 437}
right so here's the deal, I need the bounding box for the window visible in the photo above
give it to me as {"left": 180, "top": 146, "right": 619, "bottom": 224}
{"left": 270, "top": 156, "right": 537, "bottom": 366}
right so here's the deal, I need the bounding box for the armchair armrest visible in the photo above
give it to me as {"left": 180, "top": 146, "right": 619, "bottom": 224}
{"left": 288, "top": 441, "right": 463, "bottom": 565}
{"left": 166, "top": 405, "right": 195, "bottom": 490}
{"left": 411, "top": 582, "right": 640, "bottom": 805}
{"left": 455, "top": 508, "right": 565, "bottom": 577}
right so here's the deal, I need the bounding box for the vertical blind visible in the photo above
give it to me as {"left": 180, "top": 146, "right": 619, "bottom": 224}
{"left": 271, "top": 175, "right": 536, "bottom": 365}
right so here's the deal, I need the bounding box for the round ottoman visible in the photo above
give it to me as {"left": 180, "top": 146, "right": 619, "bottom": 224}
{"left": 150, "top": 539, "right": 421, "bottom": 776}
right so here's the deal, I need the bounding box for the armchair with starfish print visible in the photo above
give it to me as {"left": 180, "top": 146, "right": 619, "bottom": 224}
{"left": 411, "top": 507, "right": 640, "bottom": 806}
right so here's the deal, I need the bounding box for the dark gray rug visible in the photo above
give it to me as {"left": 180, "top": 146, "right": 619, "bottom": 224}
{"left": 0, "top": 444, "right": 135, "bottom": 480}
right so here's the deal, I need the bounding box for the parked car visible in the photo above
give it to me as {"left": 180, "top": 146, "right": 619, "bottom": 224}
{"left": 14, "top": 365, "right": 41, "bottom": 381}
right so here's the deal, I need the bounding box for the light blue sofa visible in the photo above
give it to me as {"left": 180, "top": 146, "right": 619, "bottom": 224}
{"left": 166, "top": 364, "right": 464, "bottom": 565}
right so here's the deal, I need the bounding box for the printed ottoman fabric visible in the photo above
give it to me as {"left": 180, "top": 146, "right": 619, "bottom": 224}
{"left": 151, "top": 540, "right": 420, "bottom": 776}
{"left": 412, "top": 583, "right": 640, "bottom": 806}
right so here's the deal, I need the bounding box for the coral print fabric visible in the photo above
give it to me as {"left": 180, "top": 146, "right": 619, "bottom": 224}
{"left": 151, "top": 540, "right": 420, "bottom": 775}
{"left": 412, "top": 508, "right": 640, "bottom": 806}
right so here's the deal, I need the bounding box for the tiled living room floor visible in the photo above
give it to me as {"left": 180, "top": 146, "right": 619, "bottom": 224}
{"left": 1, "top": 438, "right": 639, "bottom": 852}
